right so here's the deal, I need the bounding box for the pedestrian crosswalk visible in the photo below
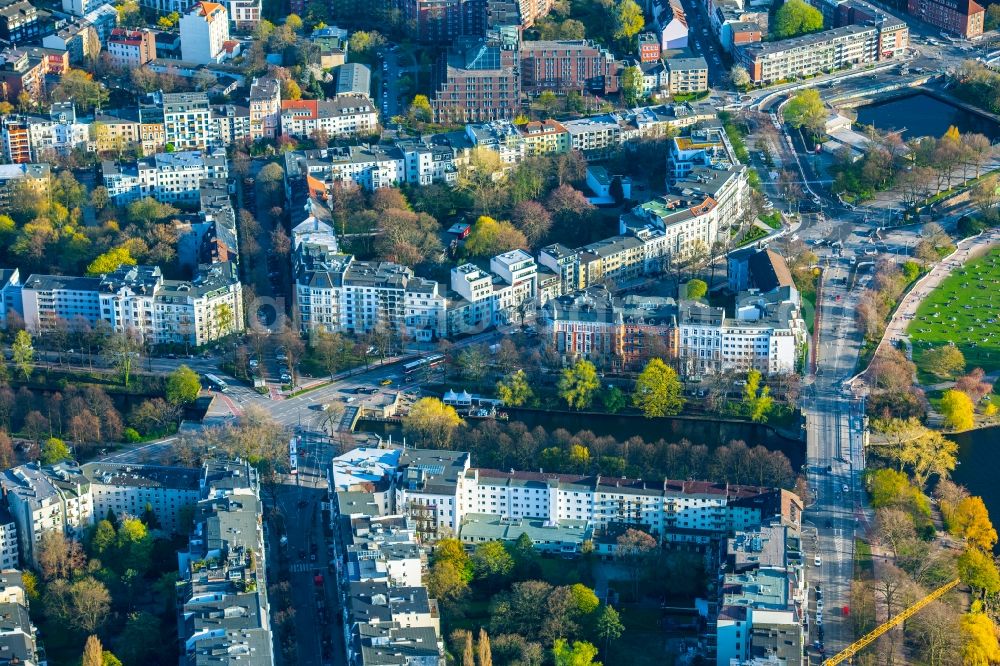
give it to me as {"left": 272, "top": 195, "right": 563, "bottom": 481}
{"left": 289, "top": 563, "right": 318, "bottom": 573}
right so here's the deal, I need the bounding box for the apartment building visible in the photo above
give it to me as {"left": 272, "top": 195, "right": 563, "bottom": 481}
{"left": 518, "top": 119, "right": 570, "bottom": 156}
{"left": 430, "top": 36, "right": 520, "bottom": 124}
{"left": 0, "top": 0, "right": 39, "bottom": 43}
{"left": 211, "top": 103, "right": 251, "bottom": 145}
{"left": 284, "top": 144, "right": 407, "bottom": 192}
{"left": 248, "top": 76, "right": 280, "bottom": 141}
{"left": 519, "top": 40, "right": 619, "bottom": 95}
{"left": 0, "top": 47, "right": 68, "bottom": 103}
{"left": 177, "top": 459, "right": 274, "bottom": 666}
{"left": 0, "top": 463, "right": 93, "bottom": 565}
{"left": 447, "top": 250, "right": 537, "bottom": 333}
{"left": 42, "top": 19, "right": 100, "bottom": 66}
{"left": 294, "top": 244, "right": 448, "bottom": 341}
{"left": 20, "top": 262, "right": 243, "bottom": 347}
{"left": 654, "top": 0, "right": 689, "bottom": 49}
{"left": 561, "top": 116, "right": 622, "bottom": 157}
{"left": 907, "top": 0, "right": 982, "bottom": 36}
{"left": 335, "top": 447, "right": 800, "bottom": 548}
{"left": 0, "top": 269, "right": 21, "bottom": 331}
{"left": 335, "top": 62, "right": 371, "bottom": 98}
{"left": 180, "top": 1, "right": 232, "bottom": 64}
{"left": 0, "top": 590, "right": 43, "bottom": 666}
{"left": 102, "top": 148, "right": 228, "bottom": 204}
{"left": 82, "top": 462, "right": 201, "bottom": 535}
{"left": 1, "top": 105, "right": 90, "bottom": 163}
{"left": 401, "top": 0, "right": 483, "bottom": 43}
{"left": 227, "top": 0, "right": 260, "bottom": 29}
{"left": 0, "top": 508, "right": 17, "bottom": 570}
{"left": 162, "top": 92, "right": 214, "bottom": 150}
{"left": 666, "top": 54, "right": 709, "bottom": 93}
{"left": 715, "top": 521, "right": 805, "bottom": 665}
{"left": 737, "top": 24, "right": 880, "bottom": 84}
{"left": 107, "top": 28, "right": 157, "bottom": 68}
{"left": 279, "top": 97, "right": 379, "bottom": 139}
{"left": 466, "top": 120, "right": 525, "bottom": 164}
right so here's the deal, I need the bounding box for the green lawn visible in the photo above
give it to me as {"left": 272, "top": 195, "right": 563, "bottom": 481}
{"left": 854, "top": 539, "right": 874, "bottom": 581}
{"left": 907, "top": 248, "right": 1000, "bottom": 375}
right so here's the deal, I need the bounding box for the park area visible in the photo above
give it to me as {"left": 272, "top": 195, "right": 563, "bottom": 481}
{"left": 907, "top": 247, "right": 1000, "bottom": 376}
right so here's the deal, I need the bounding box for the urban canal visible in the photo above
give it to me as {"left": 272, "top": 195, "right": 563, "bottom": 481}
{"left": 854, "top": 92, "right": 1000, "bottom": 141}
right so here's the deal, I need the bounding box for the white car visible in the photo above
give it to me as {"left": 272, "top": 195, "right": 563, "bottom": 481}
{"left": 814, "top": 555, "right": 822, "bottom": 567}
{"left": 816, "top": 599, "right": 824, "bottom": 611}
{"left": 842, "top": 484, "right": 849, "bottom": 493}
{"left": 816, "top": 612, "right": 824, "bottom": 625}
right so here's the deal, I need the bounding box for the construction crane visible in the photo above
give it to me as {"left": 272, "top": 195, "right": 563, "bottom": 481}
{"left": 822, "top": 578, "right": 960, "bottom": 666}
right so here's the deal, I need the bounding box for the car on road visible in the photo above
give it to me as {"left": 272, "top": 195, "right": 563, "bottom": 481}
{"left": 380, "top": 378, "right": 393, "bottom": 386}
{"left": 814, "top": 555, "right": 822, "bottom": 566}
{"left": 842, "top": 484, "right": 849, "bottom": 493}
{"left": 816, "top": 599, "right": 824, "bottom": 611}
{"left": 816, "top": 611, "right": 823, "bottom": 625}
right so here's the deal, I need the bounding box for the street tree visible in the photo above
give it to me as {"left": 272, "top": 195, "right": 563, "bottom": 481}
{"left": 496, "top": 370, "right": 533, "bottom": 407}
{"left": 403, "top": 398, "right": 463, "bottom": 448}
{"left": 729, "top": 65, "right": 751, "bottom": 89}
{"left": 742, "top": 369, "right": 774, "bottom": 423}
{"left": 558, "top": 359, "right": 600, "bottom": 410}
{"left": 873, "top": 508, "right": 916, "bottom": 558}
{"left": 941, "top": 389, "right": 975, "bottom": 431}
{"left": 783, "top": 88, "right": 826, "bottom": 136}
{"left": 632, "top": 358, "right": 684, "bottom": 417}
{"left": 11, "top": 330, "right": 33, "bottom": 380}
{"left": 166, "top": 365, "right": 201, "bottom": 405}
{"left": 102, "top": 328, "right": 143, "bottom": 387}
{"left": 921, "top": 345, "right": 966, "bottom": 379}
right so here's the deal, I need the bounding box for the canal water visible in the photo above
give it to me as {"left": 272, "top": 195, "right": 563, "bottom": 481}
{"left": 854, "top": 93, "right": 1000, "bottom": 141}
{"left": 360, "top": 409, "right": 805, "bottom": 470}
{"left": 951, "top": 426, "right": 1000, "bottom": 523}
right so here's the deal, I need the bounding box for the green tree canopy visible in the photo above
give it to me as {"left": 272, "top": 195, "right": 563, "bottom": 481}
{"left": 941, "top": 389, "right": 975, "bottom": 431}
{"left": 558, "top": 359, "right": 601, "bottom": 410}
{"left": 633, "top": 358, "right": 684, "bottom": 417}
{"left": 472, "top": 541, "right": 515, "bottom": 583}
{"left": 921, "top": 345, "right": 966, "bottom": 379}
{"left": 86, "top": 245, "right": 136, "bottom": 276}
{"left": 612, "top": 0, "right": 644, "bottom": 46}
{"left": 783, "top": 88, "right": 827, "bottom": 135}
{"left": 41, "top": 438, "right": 71, "bottom": 465}
{"left": 464, "top": 216, "right": 528, "bottom": 257}
{"left": 773, "top": 0, "right": 823, "bottom": 38}
{"left": 166, "top": 365, "right": 201, "bottom": 405}
{"left": 685, "top": 279, "right": 708, "bottom": 300}
{"left": 620, "top": 66, "right": 644, "bottom": 107}
{"left": 496, "top": 370, "right": 533, "bottom": 407}
{"left": 553, "top": 639, "right": 601, "bottom": 666}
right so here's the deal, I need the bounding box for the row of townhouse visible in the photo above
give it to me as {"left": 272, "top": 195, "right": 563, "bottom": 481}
{"left": 542, "top": 280, "right": 807, "bottom": 375}
{"left": 329, "top": 446, "right": 803, "bottom": 548}
{"left": 331, "top": 465, "right": 444, "bottom": 666}
{"left": 9, "top": 261, "right": 244, "bottom": 347}
{"left": 177, "top": 460, "right": 274, "bottom": 666}
{"left": 0, "top": 456, "right": 255, "bottom": 562}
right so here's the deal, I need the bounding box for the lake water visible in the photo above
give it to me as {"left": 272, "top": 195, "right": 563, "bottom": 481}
{"left": 360, "top": 408, "right": 806, "bottom": 469}
{"left": 854, "top": 93, "right": 1000, "bottom": 141}
{"left": 951, "top": 426, "right": 1000, "bottom": 522}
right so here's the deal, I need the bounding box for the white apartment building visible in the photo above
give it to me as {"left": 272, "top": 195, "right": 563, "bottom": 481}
{"left": 678, "top": 287, "right": 806, "bottom": 376}
{"left": 179, "top": 1, "right": 231, "bottom": 64}
{"left": 20, "top": 263, "right": 243, "bottom": 347}
{"left": 83, "top": 462, "right": 202, "bottom": 534}
{"left": 284, "top": 145, "right": 406, "bottom": 192}
{"left": 294, "top": 249, "right": 447, "bottom": 341}
{"left": 102, "top": 149, "right": 228, "bottom": 205}
{"left": 466, "top": 121, "right": 525, "bottom": 165}
{"left": 227, "top": 0, "right": 260, "bottom": 28}
{"left": 0, "top": 463, "right": 94, "bottom": 565}
{"left": 279, "top": 98, "right": 379, "bottom": 139}
{"left": 332, "top": 447, "right": 800, "bottom": 546}
{"left": 162, "top": 92, "right": 214, "bottom": 151}
{"left": 490, "top": 249, "right": 537, "bottom": 322}
{"left": 561, "top": 116, "right": 622, "bottom": 156}
{"left": 0, "top": 509, "right": 18, "bottom": 570}
{"left": 248, "top": 76, "right": 280, "bottom": 141}
{"left": 106, "top": 28, "right": 156, "bottom": 68}
{"left": 737, "top": 24, "right": 879, "bottom": 85}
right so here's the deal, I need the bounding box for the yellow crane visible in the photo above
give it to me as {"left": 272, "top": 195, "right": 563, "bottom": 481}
{"left": 822, "top": 578, "right": 960, "bottom": 666}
